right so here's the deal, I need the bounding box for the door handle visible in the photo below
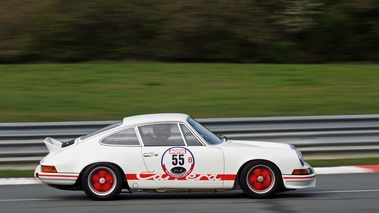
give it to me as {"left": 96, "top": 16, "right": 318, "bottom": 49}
{"left": 143, "top": 152, "right": 158, "bottom": 157}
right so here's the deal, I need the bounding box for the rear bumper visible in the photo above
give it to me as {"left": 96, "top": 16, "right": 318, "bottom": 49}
{"left": 35, "top": 165, "right": 79, "bottom": 185}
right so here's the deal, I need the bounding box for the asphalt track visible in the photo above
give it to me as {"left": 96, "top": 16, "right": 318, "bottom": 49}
{"left": 1, "top": 173, "right": 379, "bottom": 213}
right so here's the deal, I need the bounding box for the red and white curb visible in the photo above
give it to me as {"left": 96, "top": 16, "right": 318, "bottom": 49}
{"left": 0, "top": 178, "right": 42, "bottom": 185}
{"left": 314, "top": 165, "right": 379, "bottom": 174}
{"left": 0, "top": 165, "right": 379, "bottom": 185}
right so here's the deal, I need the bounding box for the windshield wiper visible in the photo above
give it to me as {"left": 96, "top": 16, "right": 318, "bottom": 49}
{"left": 220, "top": 135, "right": 228, "bottom": 142}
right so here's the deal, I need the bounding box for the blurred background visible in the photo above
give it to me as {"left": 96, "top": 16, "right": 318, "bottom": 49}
{"left": 1, "top": 0, "right": 378, "bottom": 63}
{"left": 1, "top": 0, "right": 379, "bottom": 122}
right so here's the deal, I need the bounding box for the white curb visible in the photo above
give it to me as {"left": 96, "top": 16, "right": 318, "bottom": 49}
{"left": 0, "top": 178, "right": 42, "bottom": 185}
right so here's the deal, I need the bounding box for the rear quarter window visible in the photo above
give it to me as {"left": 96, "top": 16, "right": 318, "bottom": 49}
{"left": 101, "top": 128, "right": 140, "bottom": 146}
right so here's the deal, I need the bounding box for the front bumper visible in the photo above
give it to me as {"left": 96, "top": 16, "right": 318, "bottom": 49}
{"left": 282, "top": 164, "right": 316, "bottom": 189}
{"left": 35, "top": 165, "right": 79, "bottom": 185}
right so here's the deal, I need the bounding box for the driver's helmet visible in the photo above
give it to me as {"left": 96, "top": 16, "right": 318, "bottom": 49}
{"left": 153, "top": 124, "right": 172, "bottom": 138}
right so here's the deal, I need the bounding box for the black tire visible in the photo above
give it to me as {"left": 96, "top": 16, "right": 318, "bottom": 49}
{"left": 81, "top": 163, "right": 123, "bottom": 200}
{"left": 239, "top": 160, "right": 281, "bottom": 198}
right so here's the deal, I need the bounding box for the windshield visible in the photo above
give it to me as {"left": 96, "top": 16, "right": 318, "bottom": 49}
{"left": 187, "top": 118, "right": 223, "bottom": 145}
{"left": 80, "top": 121, "right": 122, "bottom": 140}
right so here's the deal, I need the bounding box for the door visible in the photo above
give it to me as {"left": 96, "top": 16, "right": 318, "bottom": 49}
{"left": 139, "top": 123, "right": 225, "bottom": 188}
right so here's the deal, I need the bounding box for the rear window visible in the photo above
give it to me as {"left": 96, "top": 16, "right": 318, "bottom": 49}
{"left": 80, "top": 121, "right": 122, "bottom": 140}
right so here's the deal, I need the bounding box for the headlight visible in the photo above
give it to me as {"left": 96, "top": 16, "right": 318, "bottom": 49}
{"left": 290, "top": 144, "right": 304, "bottom": 166}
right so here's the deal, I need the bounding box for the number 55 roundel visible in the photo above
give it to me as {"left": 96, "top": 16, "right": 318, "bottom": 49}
{"left": 161, "top": 147, "right": 195, "bottom": 179}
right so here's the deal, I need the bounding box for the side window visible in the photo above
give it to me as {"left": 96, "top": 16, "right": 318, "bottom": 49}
{"left": 101, "top": 128, "right": 140, "bottom": 146}
{"left": 139, "top": 123, "right": 185, "bottom": 146}
{"left": 181, "top": 124, "right": 203, "bottom": 146}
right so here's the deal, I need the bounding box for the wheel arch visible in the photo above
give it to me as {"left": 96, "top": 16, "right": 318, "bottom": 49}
{"left": 77, "top": 162, "right": 130, "bottom": 190}
{"left": 233, "top": 159, "right": 284, "bottom": 190}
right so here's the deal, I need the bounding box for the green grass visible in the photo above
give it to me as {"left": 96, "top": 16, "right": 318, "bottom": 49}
{"left": 307, "top": 157, "right": 379, "bottom": 167}
{"left": 1, "top": 62, "right": 379, "bottom": 122}
{"left": 0, "top": 170, "right": 35, "bottom": 178}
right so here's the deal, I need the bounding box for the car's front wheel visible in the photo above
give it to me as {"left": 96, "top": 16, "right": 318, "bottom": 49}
{"left": 81, "top": 163, "right": 123, "bottom": 200}
{"left": 240, "top": 161, "right": 281, "bottom": 198}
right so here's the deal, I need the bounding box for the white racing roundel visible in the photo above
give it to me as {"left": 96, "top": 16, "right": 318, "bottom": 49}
{"left": 161, "top": 147, "right": 195, "bottom": 179}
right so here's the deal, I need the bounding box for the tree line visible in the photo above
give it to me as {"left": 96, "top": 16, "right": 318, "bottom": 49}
{"left": 1, "top": 0, "right": 378, "bottom": 63}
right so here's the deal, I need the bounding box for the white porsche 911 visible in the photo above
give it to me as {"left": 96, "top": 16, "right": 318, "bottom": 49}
{"left": 35, "top": 113, "right": 316, "bottom": 200}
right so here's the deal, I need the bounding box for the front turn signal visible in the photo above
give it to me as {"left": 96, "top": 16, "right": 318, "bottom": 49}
{"left": 41, "top": 165, "right": 57, "bottom": 173}
{"left": 292, "top": 169, "right": 311, "bottom": 175}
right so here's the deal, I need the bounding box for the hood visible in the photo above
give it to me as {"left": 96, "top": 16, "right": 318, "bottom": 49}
{"left": 224, "top": 140, "right": 291, "bottom": 150}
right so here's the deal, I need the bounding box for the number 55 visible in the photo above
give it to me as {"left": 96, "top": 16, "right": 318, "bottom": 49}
{"left": 172, "top": 154, "right": 184, "bottom": 165}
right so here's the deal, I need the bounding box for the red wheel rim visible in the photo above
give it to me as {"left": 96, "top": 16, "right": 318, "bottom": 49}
{"left": 247, "top": 165, "right": 275, "bottom": 194}
{"left": 88, "top": 167, "right": 116, "bottom": 196}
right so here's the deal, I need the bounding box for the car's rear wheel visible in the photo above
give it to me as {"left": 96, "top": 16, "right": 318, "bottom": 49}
{"left": 81, "top": 163, "right": 123, "bottom": 200}
{"left": 240, "top": 161, "right": 281, "bottom": 198}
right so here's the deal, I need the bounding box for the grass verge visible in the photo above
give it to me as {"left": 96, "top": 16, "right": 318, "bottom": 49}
{"left": 307, "top": 157, "right": 379, "bottom": 167}
{"left": 1, "top": 62, "right": 379, "bottom": 122}
{"left": 0, "top": 170, "right": 35, "bottom": 178}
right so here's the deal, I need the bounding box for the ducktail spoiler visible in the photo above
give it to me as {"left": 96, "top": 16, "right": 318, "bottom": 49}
{"left": 44, "top": 137, "right": 63, "bottom": 154}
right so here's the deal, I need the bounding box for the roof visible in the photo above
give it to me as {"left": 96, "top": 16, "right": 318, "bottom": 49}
{"left": 122, "top": 113, "right": 190, "bottom": 126}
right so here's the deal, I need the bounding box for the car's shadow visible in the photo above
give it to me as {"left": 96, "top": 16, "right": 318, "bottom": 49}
{"left": 118, "top": 190, "right": 317, "bottom": 200}
{"left": 52, "top": 190, "right": 317, "bottom": 201}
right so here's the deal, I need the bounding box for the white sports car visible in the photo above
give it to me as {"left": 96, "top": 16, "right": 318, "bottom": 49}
{"left": 35, "top": 113, "right": 316, "bottom": 200}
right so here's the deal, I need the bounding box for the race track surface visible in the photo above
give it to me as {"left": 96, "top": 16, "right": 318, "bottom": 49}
{"left": 1, "top": 173, "right": 379, "bottom": 213}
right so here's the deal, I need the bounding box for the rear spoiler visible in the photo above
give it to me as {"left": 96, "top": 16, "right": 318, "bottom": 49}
{"left": 44, "top": 137, "right": 63, "bottom": 154}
